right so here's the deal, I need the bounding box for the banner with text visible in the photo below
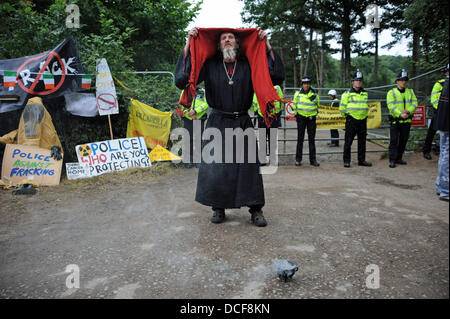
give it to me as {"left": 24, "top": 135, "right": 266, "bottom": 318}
{"left": 126, "top": 99, "right": 172, "bottom": 149}
{"left": 76, "top": 137, "right": 151, "bottom": 177}
{"left": 1, "top": 144, "right": 63, "bottom": 186}
{"left": 0, "top": 37, "right": 84, "bottom": 113}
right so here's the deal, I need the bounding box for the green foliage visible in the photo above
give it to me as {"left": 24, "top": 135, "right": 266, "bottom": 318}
{"left": 0, "top": 0, "right": 198, "bottom": 165}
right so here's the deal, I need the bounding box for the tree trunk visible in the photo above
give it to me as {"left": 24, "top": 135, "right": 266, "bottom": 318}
{"left": 304, "top": 28, "right": 314, "bottom": 77}
{"left": 342, "top": 6, "right": 352, "bottom": 85}
{"left": 320, "top": 29, "right": 325, "bottom": 88}
{"left": 374, "top": 28, "right": 379, "bottom": 86}
{"left": 293, "top": 52, "right": 297, "bottom": 88}
{"left": 411, "top": 30, "right": 420, "bottom": 92}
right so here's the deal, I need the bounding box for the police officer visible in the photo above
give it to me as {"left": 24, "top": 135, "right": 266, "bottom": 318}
{"left": 179, "top": 87, "right": 209, "bottom": 168}
{"left": 327, "top": 89, "right": 340, "bottom": 147}
{"left": 423, "top": 64, "right": 449, "bottom": 160}
{"left": 340, "top": 69, "right": 372, "bottom": 168}
{"left": 294, "top": 76, "right": 320, "bottom": 167}
{"left": 386, "top": 70, "right": 418, "bottom": 168}
{"left": 252, "top": 85, "right": 284, "bottom": 165}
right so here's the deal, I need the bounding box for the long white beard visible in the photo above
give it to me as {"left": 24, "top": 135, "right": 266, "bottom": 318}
{"left": 222, "top": 47, "right": 237, "bottom": 60}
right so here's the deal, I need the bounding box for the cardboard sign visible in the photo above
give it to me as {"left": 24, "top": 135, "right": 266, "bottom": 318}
{"left": 149, "top": 145, "right": 181, "bottom": 162}
{"left": 75, "top": 137, "right": 151, "bottom": 177}
{"left": 1, "top": 144, "right": 63, "bottom": 186}
{"left": 96, "top": 58, "right": 118, "bottom": 116}
{"left": 65, "top": 162, "right": 90, "bottom": 180}
{"left": 411, "top": 105, "right": 426, "bottom": 127}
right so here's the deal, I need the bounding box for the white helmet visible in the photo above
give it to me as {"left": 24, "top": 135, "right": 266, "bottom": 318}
{"left": 328, "top": 89, "right": 337, "bottom": 96}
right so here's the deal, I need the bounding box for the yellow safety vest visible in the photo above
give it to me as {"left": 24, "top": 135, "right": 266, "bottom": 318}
{"left": 386, "top": 87, "right": 418, "bottom": 124}
{"left": 252, "top": 85, "right": 284, "bottom": 116}
{"left": 293, "top": 88, "right": 320, "bottom": 117}
{"left": 179, "top": 88, "right": 209, "bottom": 120}
{"left": 339, "top": 89, "right": 369, "bottom": 120}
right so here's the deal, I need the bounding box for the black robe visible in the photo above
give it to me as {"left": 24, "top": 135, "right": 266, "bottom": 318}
{"left": 175, "top": 50, "right": 285, "bottom": 209}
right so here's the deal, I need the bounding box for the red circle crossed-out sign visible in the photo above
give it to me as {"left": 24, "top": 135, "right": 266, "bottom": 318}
{"left": 16, "top": 51, "right": 66, "bottom": 96}
{"left": 96, "top": 93, "right": 118, "bottom": 111}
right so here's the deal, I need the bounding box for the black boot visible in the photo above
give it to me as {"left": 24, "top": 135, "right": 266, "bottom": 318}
{"left": 211, "top": 208, "right": 225, "bottom": 224}
{"left": 249, "top": 209, "right": 267, "bottom": 227}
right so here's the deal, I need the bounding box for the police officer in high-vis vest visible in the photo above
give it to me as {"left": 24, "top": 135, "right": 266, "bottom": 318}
{"left": 340, "top": 69, "right": 372, "bottom": 168}
{"left": 179, "top": 87, "right": 209, "bottom": 168}
{"left": 294, "top": 76, "right": 320, "bottom": 167}
{"left": 252, "top": 85, "right": 284, "bottom": 165}
{"left": 423, "top": 64, "right": 449, "bottom": 160}
{"left": 386, "top": 70, "right": 418, "bottom": 168}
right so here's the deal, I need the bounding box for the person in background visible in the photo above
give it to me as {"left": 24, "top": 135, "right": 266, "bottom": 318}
{"left": 423, "top": 64, "right": 449, "bottom": 160}
{"left": 253, "top": 85, "right": 284, "bottom": 165}
{"left": 327, "top": 89, "right": 340, "bottom": 147}
{"left": 179, "top": 87, "right": 209, "bottom": 168}
{"left": 434, "top": 73, "right": 449, "bottom": 201}
{"left": 339, "top": 69, "right": 372, "bottom": 168}
{"left": 293, "top": 76, "right": 320, "bottom": 167}
{"left": 386, "top": 69, "right": 418, "bottom": 168}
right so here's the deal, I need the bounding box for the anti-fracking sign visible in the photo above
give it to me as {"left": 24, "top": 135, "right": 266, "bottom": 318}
{"left": 0, "top": 37, "right": 84, "bottom": 113}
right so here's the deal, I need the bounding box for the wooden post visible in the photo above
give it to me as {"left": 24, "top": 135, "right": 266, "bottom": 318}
{"left": 108, "top": 115, "right": 113, "bottom": 140}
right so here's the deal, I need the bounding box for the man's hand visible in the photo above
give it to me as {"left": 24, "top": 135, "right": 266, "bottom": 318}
{"left": 51, "top": 146, "right": 63, "bottom": 161}
{"left": 184, "top": 27, "right": 199, "bottom": 56}
{"left": 257, "top": 27, "right": 273, "bottom": 59}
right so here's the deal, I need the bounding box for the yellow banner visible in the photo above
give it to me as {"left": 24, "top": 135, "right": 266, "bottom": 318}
{"left": 126, "top": 99, "right": 172, "bottom": 149}
{"left": 316, "top": 101, "right": 381, "bottom": 129}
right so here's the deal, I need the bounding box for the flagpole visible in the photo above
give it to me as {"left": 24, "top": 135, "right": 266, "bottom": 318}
{"left": 108, "top": 115, "right": 113, "bottom": 140}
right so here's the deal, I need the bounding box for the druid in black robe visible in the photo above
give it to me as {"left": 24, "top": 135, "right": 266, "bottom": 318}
{"left": 175, "top": 49, "right": 285, "bottom": 209}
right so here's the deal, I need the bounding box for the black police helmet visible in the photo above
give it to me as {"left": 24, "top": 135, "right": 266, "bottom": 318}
{"left": 352, "top": 69, "right": 363, "bottom": 81}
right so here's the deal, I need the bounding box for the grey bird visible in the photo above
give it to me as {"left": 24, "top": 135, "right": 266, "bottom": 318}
{"left": 272, "top": 259, "right": 298, "bottom": 282}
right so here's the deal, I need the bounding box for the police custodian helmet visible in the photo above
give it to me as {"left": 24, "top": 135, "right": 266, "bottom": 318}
{"left": 396, "top": 69, "right": 409, "bottom": 81}
{"left": 352, "top": 69, "right": 363, "bottom": 81}
{"left": 301, "top": 75, "right": 312, "bottom": 83}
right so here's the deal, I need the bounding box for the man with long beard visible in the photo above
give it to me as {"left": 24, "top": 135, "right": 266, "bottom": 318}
{"left": 175, "top": 27, "right": 285, "bottom": 227}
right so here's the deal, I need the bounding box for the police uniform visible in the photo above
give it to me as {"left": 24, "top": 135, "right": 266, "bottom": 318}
{"left": 252, "top": 85, "right": 284, "bottom": 162}
{"left": 386, "top": 70, "right": 418, "bottom": 167}
{"left": 179, "top": 87, "right": 209, "bottom": 167}
{"left": 293, "top": 76, "right": 320, "bottom": 166}
{"left": 339, "top": 70, "right": 372, "bottom": 167}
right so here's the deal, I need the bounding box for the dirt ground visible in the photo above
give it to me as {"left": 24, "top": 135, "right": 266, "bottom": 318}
{"left": 0, "top": 129, "right": 448, "bottom": 299}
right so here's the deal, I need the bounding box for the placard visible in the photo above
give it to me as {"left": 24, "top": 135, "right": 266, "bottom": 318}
{"left": 75, "top": 137, "right": 150, "bottom": 177}
{"left": 1, "top": 144, "right": 63, "bottom": 186}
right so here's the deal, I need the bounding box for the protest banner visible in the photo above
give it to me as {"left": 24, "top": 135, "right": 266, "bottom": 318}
{"left": 76, "top": 137, "right": 151, "bottom": 177}
{"left": 126, "top": 99, "right": 172, "bottom": 149}
{"left": 314, "top": 101, "right": 382, "bottom": 129}
{"left": 0, "top": 37, "right": 85, "bottom": 113}
{"left": 1, "top": 144, "right": 63, "bottom": 186}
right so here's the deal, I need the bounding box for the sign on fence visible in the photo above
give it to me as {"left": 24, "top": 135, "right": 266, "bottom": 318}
{"left": 75, "top": 137, "right": 150, "bottom": 177}
{"left": 411, "top": 105, "right": 426, "bottom": 127}
{"left": 1, "top": 144, "right": 63, "bottom": 186}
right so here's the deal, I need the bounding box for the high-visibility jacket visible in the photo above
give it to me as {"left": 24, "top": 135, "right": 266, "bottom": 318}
{"left": 330, "top": 98, "right": 339, "bottom": 108}
{"left": 252, "top": 85, "right": 284, "bottom": 117}
{"left": 293, "top": 88, "right": 319, "bottom": 117}
{"left": 431, "top": 79, "right": 445, "bottom": 110}
{"left": 386, "top": 87, "right": 418, "bottom": 124}
{"left": 179, "top": 88, "right": 209, "bottom": 120}
{"left": 339, "top": 88, "right": 369, "bottom": 120}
